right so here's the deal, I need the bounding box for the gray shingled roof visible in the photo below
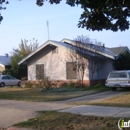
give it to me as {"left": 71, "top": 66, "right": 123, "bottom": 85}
{"left": 0, "top": 56, "right": 11, "bottom": 66}
{"left": 19, "top": 39, "right": 116, "bottom": 65}
{"left": 108, "top": 46, "right": 127, "bottom": 56}
{"left": 60, "top": 39, "right": 115, "bottom": 58}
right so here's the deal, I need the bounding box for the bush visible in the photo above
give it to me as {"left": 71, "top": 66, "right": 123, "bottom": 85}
{"left": 24, "top": 82, "right": 33, "bottom": 88}
{"left": 39, "top": 77, "right": 51, "bottom": 90}
{"left": 93, "top": 83, "right": 104, "bottom": 89}
{"left": 60, "top": 82, "right": 87, "bottom": 88}
{"left": 21, "top": 77, "right": 28, "bottom": 81}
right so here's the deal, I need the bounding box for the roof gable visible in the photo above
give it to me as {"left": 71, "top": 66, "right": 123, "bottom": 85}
{"left": 18, "top": 40, "right": 66, "bottom": 65}
{"left": 108, "top": 46, "right": 130, "bottom": 56}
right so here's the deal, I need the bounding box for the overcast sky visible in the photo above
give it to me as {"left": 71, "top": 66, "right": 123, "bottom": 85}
{"left": 0, "top": 0, "right": 130, "bottom": 55}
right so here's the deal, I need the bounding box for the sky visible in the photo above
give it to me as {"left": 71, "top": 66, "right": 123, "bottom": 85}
{"left": 0, "top": 0, "right": 130, "bottom": 56}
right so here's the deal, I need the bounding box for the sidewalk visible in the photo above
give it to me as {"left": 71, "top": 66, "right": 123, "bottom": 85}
{"left": 59, "top": 105, "right": 130, "bottom": 117}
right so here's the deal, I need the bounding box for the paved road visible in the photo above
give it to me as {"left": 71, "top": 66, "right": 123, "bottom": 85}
{"left": 0, "top": 90, "right": 129, "bottom": 129}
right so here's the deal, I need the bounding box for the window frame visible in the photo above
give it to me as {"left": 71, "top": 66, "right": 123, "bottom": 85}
{"left": 66, "top": 62, "right": 77, "bottom": 79}
{"left": 36, "top": 64, "right": 44, "bottom": 80}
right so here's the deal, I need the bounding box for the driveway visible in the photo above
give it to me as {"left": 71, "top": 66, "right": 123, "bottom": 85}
{"left": 0, "top": 100, "right": 74, "bottom": 128}
{"left": 61, "top": 90, "right": 129, "bottom": 103}
{"left": 0, "top": 90, "right": 129, "bottom": 129}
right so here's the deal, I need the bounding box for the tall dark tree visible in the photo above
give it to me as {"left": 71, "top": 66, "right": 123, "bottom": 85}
{"left": 3, "top": 38, "right": 39, "bottom": 79}
{"left": 114, "top": 51, "right": 130, "bottom": 70}
{"left": 36, "top": 0, "right": 130, "bottom": 31}
{"left": 1, "top": 0, "right": 130, "bottom": 31}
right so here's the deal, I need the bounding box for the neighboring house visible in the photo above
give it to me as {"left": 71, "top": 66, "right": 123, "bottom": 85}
{"left": 18, "top": 39, "right": 130, "bottom": 86}
{"left": 0, "top": 54, "right": 11, "bottom": 74}
{"left": 108, "top": 46, "right": 130, "bottom": 59}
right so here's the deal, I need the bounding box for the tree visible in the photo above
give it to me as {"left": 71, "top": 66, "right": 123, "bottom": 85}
{"left": 36, "top": 0, "right": 130, "bottom": 32}
{"left": 1, "top": 0, "right": 130, "bottom": 31}
{"left": 13, "top": 38, "right": 39, "bottom": 58}
{"left": 0, "top": 0, "right": 9, "bottom": 22}
{"left": 3, "top": 38, "right": 39, "bottom": 79}
{"left": 65, "top": 36, "right": 90, "bottom": 87}
{"left": 114, "top": 51, "right": 130, "bottom": 70}
{"left": 65, "top": 35, "right": 105, "bottom": 87}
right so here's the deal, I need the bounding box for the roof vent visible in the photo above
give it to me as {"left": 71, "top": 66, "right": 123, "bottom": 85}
{"left": 5, "top": 53, "right": 9, "bottom": 57}
{"left": 98, "top": 42, "right": 105, "bottom": 47}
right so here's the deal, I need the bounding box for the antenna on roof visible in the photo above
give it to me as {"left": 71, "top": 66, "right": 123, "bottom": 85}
{"left": 47, "top": 21, "right": 50, "bottom": 40}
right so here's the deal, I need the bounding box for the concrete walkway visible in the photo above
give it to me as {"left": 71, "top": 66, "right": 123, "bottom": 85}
{"left": 0, "top": 100, "right": 74, "bottom": 128}
{"left": 59, "top": 105, "right": 130, "bottom": 117}
{"left": 62, "top": 90, "right": 129, "bottom": 103}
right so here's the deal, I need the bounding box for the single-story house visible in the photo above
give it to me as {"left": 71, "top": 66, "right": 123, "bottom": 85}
{"left": 18, "top": 39, "right": 130, "bottom": 86}
{"left": 0, "top": 54, "right": 11, "bottom": 74}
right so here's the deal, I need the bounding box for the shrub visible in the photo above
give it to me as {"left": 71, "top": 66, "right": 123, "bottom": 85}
{"left": 24, "top": 82, "right": 33, "bottom": 88}
{"left": 39, "top": 77, "right": 51, "bottom": 90}
{"left": 93, "top": 83, "right": 104, "bottom": 88}
{"left": 67, "top": 82, "right": 76, "bottom": 88}
{"left": 59, "top": 82, "right": 68, "bottom": 88}
{"left": 21, "top": 77, "right": 28, "bottom": 81}
{"left": 60, "top": 82, "right": 84, "bottom": 88}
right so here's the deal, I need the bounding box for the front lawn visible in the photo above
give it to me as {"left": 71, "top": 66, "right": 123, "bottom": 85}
{"left": 15, "top": 111, "right": 121, "bottom": 130}
{"left": 0, "top": 86, "right": 106, "bottom": 101}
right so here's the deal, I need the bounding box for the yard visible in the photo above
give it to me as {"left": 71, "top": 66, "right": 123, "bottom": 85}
{"left": 0, "top": 85, "right": 109, "bottom": 101}
{"left": 14, "top": 111, "right": 123, "bottom": 130}
{"left": 0, "top": 86, "right": 130, "bottom": 130}
{"left": 12, "top": 87, "right": 130, "bottom": 130}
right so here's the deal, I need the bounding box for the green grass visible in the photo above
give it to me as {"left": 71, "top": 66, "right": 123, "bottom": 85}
{"left": 86, "top": 84, "right": 111, "bottom": 91}
{"left": 0, "top": 86, "right": 105, "bottom": 101}
{"left": 14, "top": 111, "right": 125, "bottom": 130}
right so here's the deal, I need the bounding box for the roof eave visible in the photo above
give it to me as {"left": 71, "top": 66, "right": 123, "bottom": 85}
{"left": 18, "top": 41, "right": 49, "bottom": 65}
{"left": 18, "top": 40, "right": 60, "bottom": 65}
{"left": 18, "top": 39, "right": 115, "bottom": 65}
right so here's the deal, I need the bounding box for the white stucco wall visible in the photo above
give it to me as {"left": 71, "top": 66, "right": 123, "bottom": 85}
{"left": 27, "top": 43, "right": 114, "bottom": 81}
{"left": 27, "top": 44, "right": 90, "bottom": 81}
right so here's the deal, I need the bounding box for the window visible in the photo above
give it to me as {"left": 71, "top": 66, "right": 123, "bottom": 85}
{"left": 66, "top": 62, "right": 77, "bottom": 79}
{"left": 109, "top": 72, "right": 127, "bottom": 78}
{"left": 36, "top": 64, "right": 44, "bottom": 80}
{"left": 2, "top": 76, "right": 9, "bottom": 79}
{"left": 128, "top": 72, "right": 130, "bottom": 79}
{"left": 8, "top": 76, "right": 15, "bottom": 79}
{"left": 52, "top": 47, "right": 58, "bottom": 54}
